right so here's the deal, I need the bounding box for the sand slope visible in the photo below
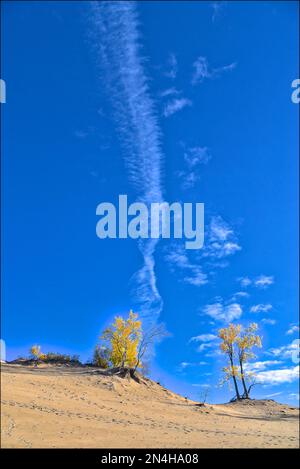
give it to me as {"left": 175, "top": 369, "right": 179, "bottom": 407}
{"left": 1, "top": 364, "right": 299, "bottom": 448}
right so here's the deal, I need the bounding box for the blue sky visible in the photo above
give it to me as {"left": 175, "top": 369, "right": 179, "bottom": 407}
{"left": 1, "top": 1, "right": 299, "bottom": 404}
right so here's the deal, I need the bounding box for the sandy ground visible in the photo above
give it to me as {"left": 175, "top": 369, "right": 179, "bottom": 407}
{"left": 1, "top": 364, "right": 299, "bottom": 448}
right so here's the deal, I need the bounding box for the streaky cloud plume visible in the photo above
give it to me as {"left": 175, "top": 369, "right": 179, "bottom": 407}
{"left": 90, "top": 1, "right": 164, "bottom": 323}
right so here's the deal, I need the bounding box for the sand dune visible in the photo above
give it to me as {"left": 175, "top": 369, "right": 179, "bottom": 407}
{"left": 1, "top": 364, "right": 299, "bottom": 448}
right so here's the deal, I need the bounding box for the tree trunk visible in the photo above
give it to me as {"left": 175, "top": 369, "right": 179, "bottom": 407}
{"left": 239, "top": 361, "right": 249, "bottom": 398}
{"left": 121, "top": 349, "right": 126, "bottom": 368}
{"left": 230, "top": 357, "right": 241, "bottom": 400}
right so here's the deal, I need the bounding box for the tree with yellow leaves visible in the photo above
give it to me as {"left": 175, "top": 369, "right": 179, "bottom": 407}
{"left": 218, "top": 324, "right": 242, "bottom": 400}
{"left": 236, "top": 323, "right": 262, "bottom": 398}
{"left": 98, "top": 311, "right": 167, "bottom": 376}
{"left": 29, "top": 344, "right": 41, "bottom": 366}
{"left": 101, "top": 310, "right": 142, "bottom": 368}
{"left": 218, "top": 323, "right": 262, "bottom": 400}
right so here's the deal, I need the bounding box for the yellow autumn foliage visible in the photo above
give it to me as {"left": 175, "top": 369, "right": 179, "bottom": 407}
{"left": 29, "top": 345, "right": 41, "bottom": 360}
{"left": 101, "top": 310, "right": 142, "bottom": 368}
{"left": 218, "top": 322, "right": 263, "bottom": 398}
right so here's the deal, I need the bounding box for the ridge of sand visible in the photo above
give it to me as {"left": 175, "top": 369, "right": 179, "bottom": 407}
{"left": 1, "top": 364, "right": 299, "bottom": 448}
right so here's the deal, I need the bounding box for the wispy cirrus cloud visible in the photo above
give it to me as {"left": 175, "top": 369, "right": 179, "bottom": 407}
{"left": 265, "top": 392, "right": 283, "bottom": 398}
{"left": 159, "top": 87, "right": 181, "bottom": 98}
{"left": 165, "top": 215, "right": 241, "bottom": 287}
{"left": 202, "top": 216, "right": 241, "bottom": 259}
{"left": 190, "top": 333, "right": 218, "bottom": 343}
{"left": 190, "top": 333, "right": 218, "bottom": 353}
{"left": 177, "top": 145, "right": 212, "bottom": 189}
{"left": 177, "top": 361, "right": 207, "bottom": 372}
{"left": 231, "top": 291, "right": 250, "bottom": 301}
{"left": 165, "top": 243, "right": 208, "bottom": 287}
{"left": 74, "top": 129, "right": 89, "bottom": 139}
{"left": 184, "top": 145, "right": 211, "bottom": 168}
{"left": 163, "top": 97, "right": 192, "bottom": 117}
{"left": 164, "top": 52, "right": 178, "bottom": 79}
{"left": 191, "top": 57, "right": 211, "bottom": 84}
{"left": 192, "top": 383, "right": 211, "bottom": 388}
{"left": 191, "top": 56, "right": 236, "bottom": 85}
{"left": 90, "top": 1, "right": 164, "bottom": 322}
{"left": 210, "top": 1, "right": 227, "bottom": 23}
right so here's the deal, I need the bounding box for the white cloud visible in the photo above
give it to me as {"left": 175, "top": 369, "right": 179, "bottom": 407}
{"left": 221, "top": 242, "right": 241, "bottom": 256}
{"left": 286, "top": 324, "right": 299, "bottom": 335}
{"left": 74, "top": 130, "right": 89, "bottom": 138}
{"left": 244, "top": 360, "right": 282, "bottom": 372}
{"left": 265, "top": 392, "right": 282, "bottom": 398}
{"left": 191, "top": 57, "right": 211, "bottom": 85}
{"left": 237, "top": 275, "right": 274, "bottom": 289}
{"left": 178, "top": 361, "right": 207, "bottom": 371}
{"left": 237, "top": 276, "right": 252, "bottom": 288}
{"left": 202, "top": 301, "right": 242, "bottom": 322}
{"left": 183, "top": 272, "right": 208, "bottom": 286}
{"left": 189, "top": 333, "right": 218, "bottom": 353}
{"left": 232, "top": 291, "right": 250, "bottom": 299}
{"left": 197, "top": 342, "right": 215, "bottom": 352}
{"left": 288, "top": 393, "right": 299, "bottom": 401}
{"left": 261, "top": 318, "right": 277, "bottom": 325}
{"left": 177, "top": 145, "right": 212, "bottom": 189}
{"left": 164, "top": 53, "right": 178, "bottom": 79}
{"left": 210, "top": 216, "right": 233, "bottom": 241}
{"left": 266, "top": 341, "right": 299, "bottom": 360}
{"left": 179, "top": 362, "right": 190, "bottom": 369}
{"left": 250, "top": 304, "right": 273, "bottom": 314}
{"left": 177, "top": 171, "right": 200, "bottom": 190}
{"left": 255, "top": 365, "right": 299, "bottom": 385}
{"left": 205, "top": 348, "right": 223, "bottom": 358}
{"left": 191, "top": 56, "right": 236, "bottom": 85}
{"left": 163, "top": 97, "right": 192, "bottom": 117}
{"left": 192, "top": 383, "right": 211, "bottom": 388}
{"left": 210, "top": 1, "right": 226, "bottom": 22}
{"left": 159, "top": 87, "right": 180, "bottom": 98}
{"left": 190, "top": 334, "right": 217, "bottom": 343}
{"left": 202, "top": 216, "right": 241, "bottom": 260}
{"left": 165, "top": 244, "right": 208, "bottom": 287}
{"left": 214, "top": 62, "right": 237, "bottom": 75}
{"left": 184, "top": 146, "right": 211, "bottom": 168}
{"left": 254, "top": 275, "right": 274, "bottom": 288}
{"left": 230, "top": 291, "right": 250, "bottom": 303}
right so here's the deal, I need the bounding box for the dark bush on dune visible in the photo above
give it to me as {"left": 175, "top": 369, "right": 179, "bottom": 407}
{"left": 40, "top": 352, "right": 81, "bottom": 365}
